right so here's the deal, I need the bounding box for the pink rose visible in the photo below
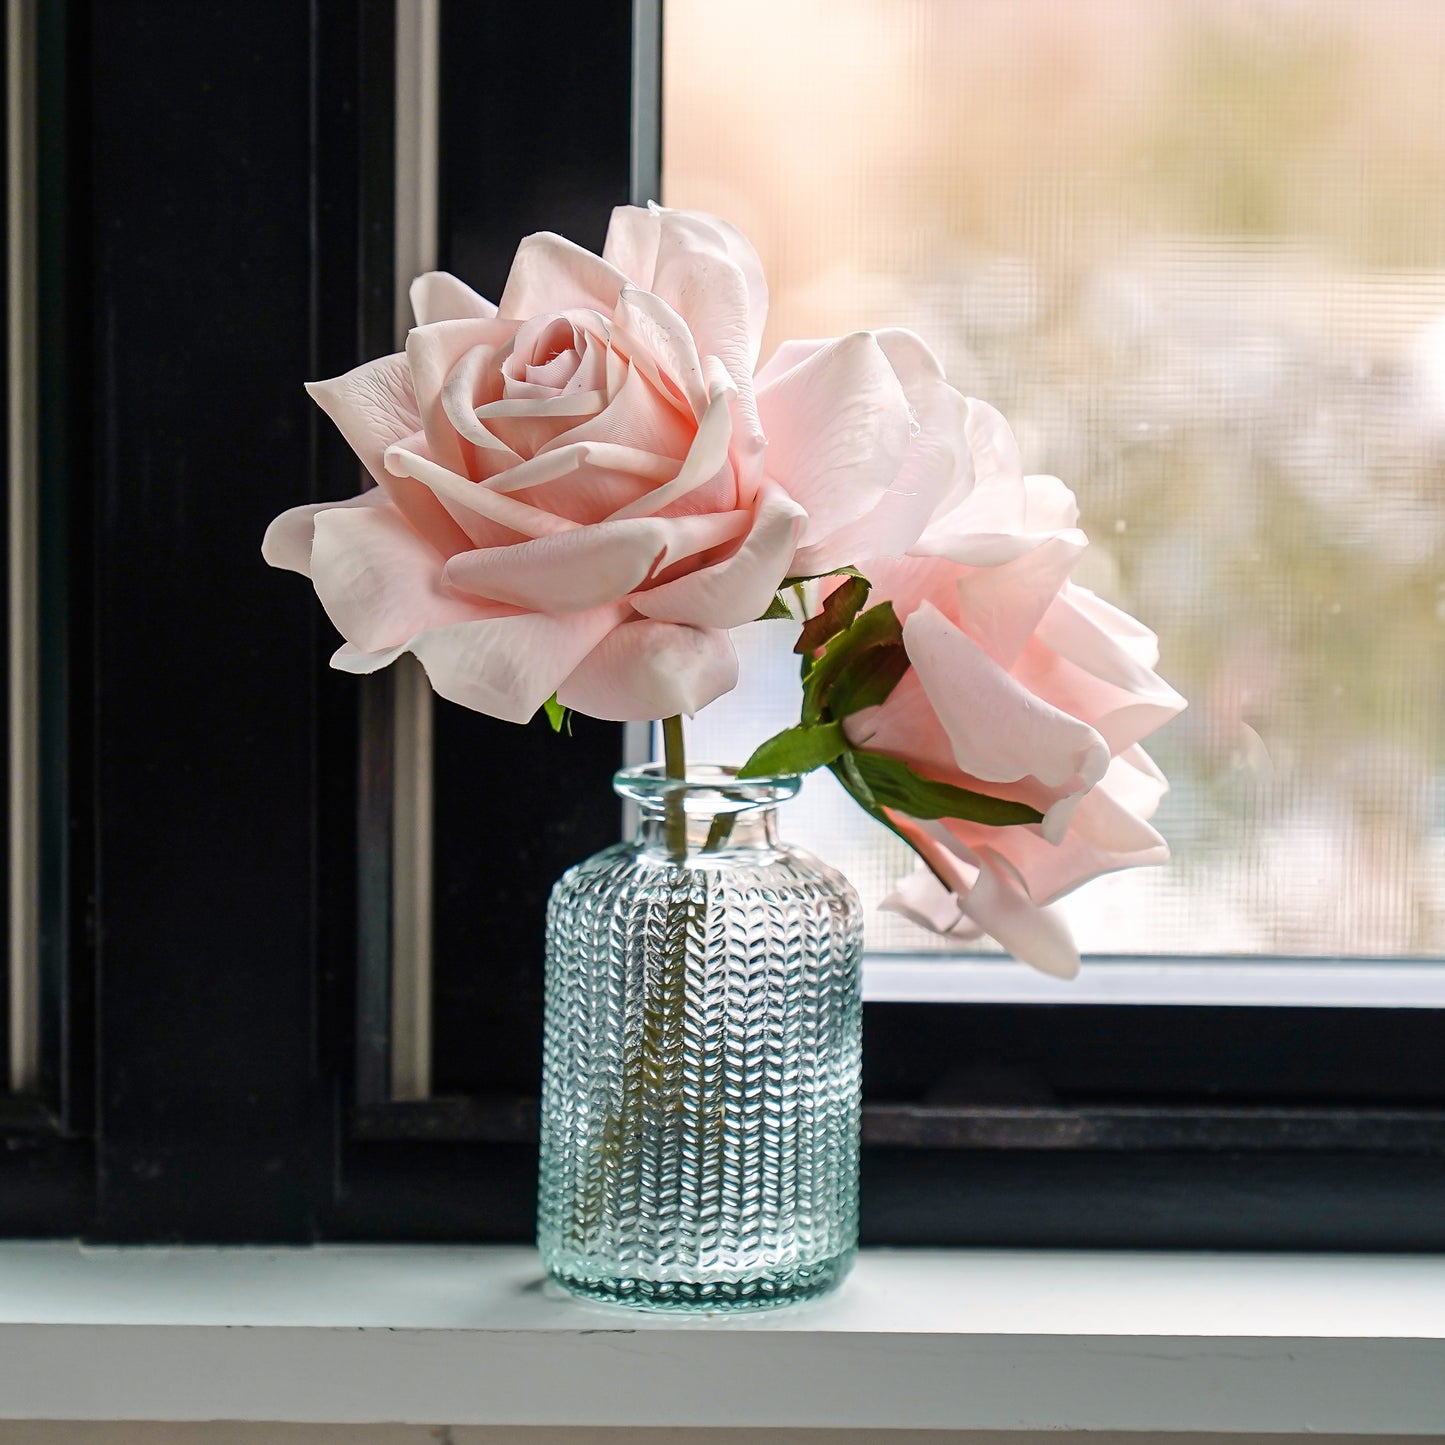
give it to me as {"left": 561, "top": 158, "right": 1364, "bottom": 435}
{"left": 753, "top": 328, "right": 971, "bottom": 578}
{"left": 263, "top": 205, "right": 960, "bottom": 723}
{"left": 842, "top": 399, "right": 1186, "bottom": 978}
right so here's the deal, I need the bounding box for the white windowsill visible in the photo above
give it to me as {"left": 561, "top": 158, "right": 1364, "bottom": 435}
{"left": 0, "top": 1244, "right": 1443, "bottom": 1434}
{"left": 863, "top": 954, "right": 1445, "bottom": 1008}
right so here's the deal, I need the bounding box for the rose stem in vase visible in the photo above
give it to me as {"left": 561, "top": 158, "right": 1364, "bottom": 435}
{"left": 661, "top": 714, "right": 688, "bottom": 862}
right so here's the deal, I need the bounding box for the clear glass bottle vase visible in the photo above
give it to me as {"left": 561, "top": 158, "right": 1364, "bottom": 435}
{"left": 537, "top": 763, "right": 863, "bottom": 1311}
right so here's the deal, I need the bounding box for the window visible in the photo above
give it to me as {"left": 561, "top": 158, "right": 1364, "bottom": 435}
{"left": 362, "top": 0, "right": 1445, "bottom": 1250}
{"left": 2, "top": 0, "right": 1441, "bottom": 1249}
{"left": 0, "top": 0, "right": 645, "bottom": 1244}
{"left": 669, "top": 0, "right": 1445, "bottom": 993}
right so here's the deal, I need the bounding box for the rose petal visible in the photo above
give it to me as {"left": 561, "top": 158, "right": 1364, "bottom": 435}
{"left": 406, "top": 317, "right": 520, "bottom": 476}
{"left": 305, "top": 355, "right": 422, "bottom": 486}
{"left": 608, "top": 356, "right": 735, "bottom": 520}
{"left": 956, "top": 848, "right": 1082, "bottom": 979}
{"left": 556, "top": 618, "right": 738, "bottom": 721}
{"left": 333, "top": 602, "right": 628, "bottom": 725}
{"left": 1019, "top": 585, "right": 1187, "bottom": 753}
{"left": 310, "top": 502, "right": 491, "bottom": 653}
{"left": 534, "top": 359, "right": 695, "bottom": 463}
{"left": 904, "top": 601, "right": 1110, "bottom": 800}
{"left": 872, "top": 327, "right": 946, "bottom": 391}
{"left": 911, "top": 525, "right": 1085, "bottom": 571}
{"left": 1055, "top": 581, "right": 1165, "bottom": 670}
{"left": 611, "top": 285, "right": 709, "bottom": 417}
{"left": 262, "top": 488, "right": 389, "bottom": 577}
{"left": 476, "top": 386, "right": 609, "bottom": 462}
{"left": 912, "top": 398, "right": 1033, "bottom": 550}
{"left": 756, "top": 331, "right": 911, "bottom": 547}
{"left": 880, "top": 863, "right": 984, "bottom": 940}
{"left": 618, "top": 208, "right": 769, "bottom": 370}
{"left": 859, "top": 554, "right": 969, "bottom": 627}
{"left": 1024, "top": 473, "right": 1081, "bottom": 532}
{"left": 879, "top": 823, "right": 1081, "bottom": 978}
{"left": 843, "top": 668, "right": 966, "bottom": 780}
{"left": 601, "top": 204, "right": 662, "bottom": 289}
{"left": 935, "top": 749, "right": 1171, "bottom": 910}
{"left": 480, "top": 392, "right": 607, "bottom": 416}
{"left": 647, "top": 213, "right": 768, "bottom": 492}
{"left": 497, "top": 232, "right": 630, "bottom": 318}
{"left": 466, "top": 437, "right": 676, "bottom": 498}
{"left": 305, "top": 360, "right": 474, "bottom": 557}
{"left": 504, "top": 464, "right": 661, "bottom": 527}
{"left": 791, "top": 367, "right": 971, "bottom": 575}
{"left": 964, "top": 397, "right": 1026, "bottom": 492}
{"left": 755, "top": 337, "right": 826, "bottom": 386}
{"left": 1104, "top": 744, "right": 1170, "bottom": 821}
{"left": 604, "top": 206, "right": 773, "bottom": 494}
{"left": 763, "top": 319, "right": 968, "bottom": 396}
{"left": 913, "top": 523, "right": 1042, "bottom": 573}
{"left": 961, "top": 770, "right": 1170, "bottom": 907}
{"left": 631, "top": 482, "right": 804, "bottom": 629}
{"left": 952, "top": 532, "right": 1087, "bottom": 669}
{"left": 442, "top": 510, "right": 748, "bottom": 613}
{"left": 439, "top": 343, "right": 519, "bottom": 463}
{"left": 495, "top": 311, "right": 610, "bottom": 412}
{"left": 650, "top": 209, "right": 769, "bottom": 367}
{"left": 409, "top": 271, "right": 498, "bottom": 326}
{"left": 384, "top": 445, "right": 577, "bottom": 543}
{"left": 508, "top": 312, "right": 583, "bottom": 376}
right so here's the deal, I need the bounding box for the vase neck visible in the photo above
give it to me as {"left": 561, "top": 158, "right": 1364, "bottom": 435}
{"left": 613, "top": 763, "right": 799, "bottom": 859}
{"left": 632, "top": 806, "right": 782, "bottom": 856}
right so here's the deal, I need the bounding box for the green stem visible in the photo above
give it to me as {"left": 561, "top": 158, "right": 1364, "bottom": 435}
{"left": 588, "top": 719, "right": 718, "bottom": 1228}
{"left": 702, "top": 812, "right": 735, "bottom": 853}
{"left": 661, "top": 714, "right": 688, "bottom": 862}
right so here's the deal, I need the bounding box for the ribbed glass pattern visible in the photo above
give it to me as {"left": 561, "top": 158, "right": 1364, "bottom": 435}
{"left": 537, "top": 768, "right": 863, "bottom": 1311}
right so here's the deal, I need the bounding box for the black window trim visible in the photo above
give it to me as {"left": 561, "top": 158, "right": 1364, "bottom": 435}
{"left": 1, "top": 0, "right": 1442, "bottom": 1250}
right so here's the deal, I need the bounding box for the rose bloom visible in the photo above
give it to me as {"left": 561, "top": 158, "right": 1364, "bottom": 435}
{"left": 843, "top": 399, "right": 1186, "bottom": 979}
{"left": 263, "top": 205, "right": 963, "bottom": 723}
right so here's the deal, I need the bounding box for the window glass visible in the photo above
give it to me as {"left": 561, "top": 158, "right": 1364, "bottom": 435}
{"left": 664, "top": 0, "right": 1445, "bottom": 959}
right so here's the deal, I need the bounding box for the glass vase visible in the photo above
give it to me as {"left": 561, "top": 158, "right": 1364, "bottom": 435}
{"left": 537, "top": 763, "right": 864, "bottom": 1311}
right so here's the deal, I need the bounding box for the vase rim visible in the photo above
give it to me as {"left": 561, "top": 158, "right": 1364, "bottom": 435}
{"left": 613, "top": 762, "right": 802, "bottom": 813}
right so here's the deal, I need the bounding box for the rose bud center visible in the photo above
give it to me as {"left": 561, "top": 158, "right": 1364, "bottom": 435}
{"left": 503, "top": 313, "right": 591, "bottom": 399}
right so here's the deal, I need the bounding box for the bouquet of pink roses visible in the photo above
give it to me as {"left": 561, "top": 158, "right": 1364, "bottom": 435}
{"left": 264, "top": 203, "right": 1184, "bottom": 980}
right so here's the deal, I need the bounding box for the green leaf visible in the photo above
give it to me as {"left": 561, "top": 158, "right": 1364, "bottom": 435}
{"left": 802, "top": 600, "right": 904, "bottom": 724}
{"left": 782, "top": 564, "right": 866, "bottom": 587}
{"left": 738, "top": 720, "right": 848, "bottom": 778}
{"left": 794, "top": 573, "right": 871, "bottom": 655}
{"left": 757, "top": 593, "right": 795, "bottom": 622}
{"left": 543, "top": 695, "right": 570, "bottom": 734}
{"left": 850, "top": 751, "right": 1043, "bottom": 826}
{"left": 829, "top": 752, "right": 877, "bottom": 812}
{"left": 824, "top": 641, "right": 909, "bottom": 717}
{"left": 829, "top": 754, "right": 982, "bottom": 896}
{"left": 830, "top": 756, "right": 952, "bottom": 877}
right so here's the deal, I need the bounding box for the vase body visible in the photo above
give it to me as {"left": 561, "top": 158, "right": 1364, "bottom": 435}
{"left": 537, "top": 764, "right": 864, "bottom": 1311}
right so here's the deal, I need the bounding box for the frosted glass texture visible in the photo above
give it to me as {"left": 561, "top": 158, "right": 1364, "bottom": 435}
{"left": 537, "top": 768, "right": 863, "bottom": 1310}
{"left": 664, "top": 0, "right": 1445, "bottom": 961}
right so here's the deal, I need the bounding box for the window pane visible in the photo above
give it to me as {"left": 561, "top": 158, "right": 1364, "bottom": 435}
{"left": 663, "top": 0, "right": 1445, "bottom": 959}
{"left": 425, "top": 0, "right": 637, "bottom": 1098}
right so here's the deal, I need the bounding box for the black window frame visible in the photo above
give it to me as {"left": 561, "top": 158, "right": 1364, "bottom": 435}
{"left": 0, "top": 0, "right": 94, "bottom": 1236}
{"left": 1, "top": 0, "right": 1442, "bottom": 1248}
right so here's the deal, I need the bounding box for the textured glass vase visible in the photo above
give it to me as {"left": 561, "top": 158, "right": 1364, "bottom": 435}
{"left": 537, "top": 763, "right": 864, "bottom": 1311}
